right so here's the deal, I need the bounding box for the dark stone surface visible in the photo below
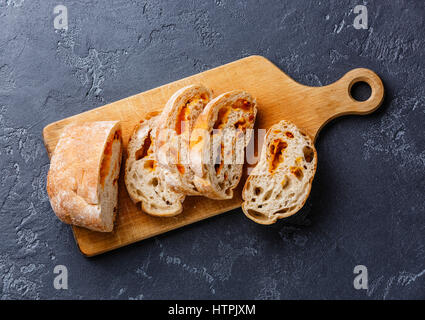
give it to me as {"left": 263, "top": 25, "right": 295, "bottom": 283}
{"left": 0, "top": 0, "right": 424, "bottom": 300}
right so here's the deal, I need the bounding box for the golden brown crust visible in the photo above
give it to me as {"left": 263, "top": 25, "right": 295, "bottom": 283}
{"left": 46, "top": 121, "right": 122, "bottom": 232}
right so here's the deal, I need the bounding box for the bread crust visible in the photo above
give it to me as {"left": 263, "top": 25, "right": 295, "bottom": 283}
{"left": 155, "top": 84, "right": 212, "bottom": 195}
{"left": 190, "top": 91, "right": 257, "bottom": 199}
{"left": 47, "top": 121, "right": 122, "bottom": 232}
{"left": 241, "top": 120, "right": 317, "bottom": 225}
{"left": 124, "top": 115, "right": 185, "bottom": 217}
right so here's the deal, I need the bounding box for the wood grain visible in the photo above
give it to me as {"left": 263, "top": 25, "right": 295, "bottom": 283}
{"left": 42, "top": 55, "right": 384, "bottom": 256}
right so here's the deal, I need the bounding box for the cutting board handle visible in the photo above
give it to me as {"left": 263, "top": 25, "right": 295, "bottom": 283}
{"left": 304, "top": 68, "right": 384, "bottom": 139}
{"left": 336, "top": 67, "right": 384, "bottom": 113}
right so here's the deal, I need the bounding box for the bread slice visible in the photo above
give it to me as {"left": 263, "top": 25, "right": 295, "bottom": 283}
{"left": 242, "top": 120, "right": 317, "bottom": 224}
{"left": 155, "top": 84, "right": 211, "bottom": 195}
{"left": 47, "top": 121, "right": 122, "bottom": 232}
{"left": 190, "top": 91, "right": 257, "bottom": 199}
{"left": 125, "top": 113, "right": 185, "bottom": 217}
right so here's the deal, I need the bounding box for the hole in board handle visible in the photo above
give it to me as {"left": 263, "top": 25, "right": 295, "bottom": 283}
{"left": 350, "top": 81, "right": 372, "bottom": 102}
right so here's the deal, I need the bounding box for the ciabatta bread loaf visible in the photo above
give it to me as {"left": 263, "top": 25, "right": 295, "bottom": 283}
{"left": 47, "top": 121, "right": 122, "bottom": 232}
{"left": 156, "top": 84, "right": 211, "bottom": 195}
{"left": 125, "top": 114, "right": 185, "bottom": 217}
{"left": 242, "top": 120, "right": 317, "bottom": 224}
{"left": 190, "top": 91, "right": 257, "bottom": 199}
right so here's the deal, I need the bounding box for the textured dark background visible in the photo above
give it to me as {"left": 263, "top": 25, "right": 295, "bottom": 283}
{"left": 0, "top": 0, "right": 424, "bottom": 300}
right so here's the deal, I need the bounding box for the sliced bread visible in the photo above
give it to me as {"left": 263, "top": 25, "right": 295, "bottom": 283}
{"left": 190, "top": 91, "right": 257, "bottom": 199}
{"left": 155, "top": 84, "right": 212, "bottom": 195}
{"left": 125, "top": 113, "right": 185, "bottom": 217}
{"left": 47, "top": 121, "right": 122, "bottom": 232}
{"left": 242, "top": 120, "right": 317, "bottom": 224}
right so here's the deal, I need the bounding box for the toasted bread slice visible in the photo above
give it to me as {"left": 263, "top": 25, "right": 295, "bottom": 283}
{"left": 155, "top": 84, "right": 211, "bottom": 195}
{"left": 125, "top": 114, "right": 185, "bottom": 217}
{"left": 47, "top": 121, "right": 122, "bottom": 232}
{"left": 190, "top": 91, "right": 257, "bottom": 199}
{"left": 242, "top": 120, "right": 317, "bottom": 224}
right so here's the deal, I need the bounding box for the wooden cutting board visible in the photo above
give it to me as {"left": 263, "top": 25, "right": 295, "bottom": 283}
{"left": 42, "top": 55, "right": 384, "bottom": 256}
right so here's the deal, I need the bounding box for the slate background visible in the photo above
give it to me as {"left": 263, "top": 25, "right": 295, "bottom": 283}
{"left": 0, "top": 0, "right": 424, "bottom": 300}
